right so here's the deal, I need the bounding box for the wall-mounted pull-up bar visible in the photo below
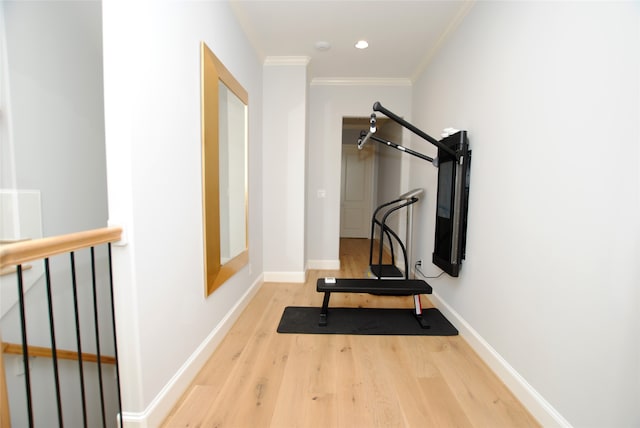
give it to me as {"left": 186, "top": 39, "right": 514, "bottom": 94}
{"left": 358, "top": 101, "right": 460, "bottom": 161}
{"left": 359, "top": 131, "right": 435, "bottom": 164}
{"left": 372, "top": 101, "right": 457, "bottom": 158}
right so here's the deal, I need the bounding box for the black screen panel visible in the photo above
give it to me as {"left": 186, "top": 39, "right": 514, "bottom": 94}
{"left": 432, "top": 131, "right": 470, "bottom": 277}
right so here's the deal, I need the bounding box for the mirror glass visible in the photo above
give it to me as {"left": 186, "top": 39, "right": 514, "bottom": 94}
{"left": 218, "top": 81, "right": 247, "bottom": 264}
{"left": 201, "top": 42, "right": 248, "bottom": 296}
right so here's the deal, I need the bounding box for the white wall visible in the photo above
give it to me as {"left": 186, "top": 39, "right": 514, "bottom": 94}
{"left": 263, "top": 58, "right": 308, "bottom": 281}
{"left": 411, "top": 2, "right": 640, "bottom": 426}
{"left": 307, "top": 82, "right": 412, "bottom": 266}
{"left": 102, "top": 1, "right": 263, "bottom": 425}
{"left": 2, "top": 0, "right": 108, "bottom": 235}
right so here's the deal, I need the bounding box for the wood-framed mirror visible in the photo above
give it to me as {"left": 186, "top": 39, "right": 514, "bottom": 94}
{"left": 201, "top": 41, "right": 248, "bottom": 296}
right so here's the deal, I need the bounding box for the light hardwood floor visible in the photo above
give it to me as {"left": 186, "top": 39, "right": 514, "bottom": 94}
{"left": 162, "top": 239, "right": 539, "bottom": 427}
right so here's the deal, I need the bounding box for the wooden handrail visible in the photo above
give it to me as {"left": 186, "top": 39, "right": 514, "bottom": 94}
{"left": 2, "top": 342, "right": 116, "bottom": 365}
{"left": 0, "top": 227, "right": 122, "bottom": 269}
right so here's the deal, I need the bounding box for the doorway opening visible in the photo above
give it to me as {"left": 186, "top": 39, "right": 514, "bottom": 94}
{"left": 339, "top": 117, "right": 403, "bottom": 272}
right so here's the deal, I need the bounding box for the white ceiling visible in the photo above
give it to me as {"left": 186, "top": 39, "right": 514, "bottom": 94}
{"left": 230, "top": 0, "right": 474, "bottom": 82}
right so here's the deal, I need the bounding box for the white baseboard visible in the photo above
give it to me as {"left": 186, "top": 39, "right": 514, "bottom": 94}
{"left": 428, "top": 291, "right": 572, "bottom": 428}
{"left": 307, "top": 259, "right": 340, "bottom": 270}
{"left": 121, "top": 274, "right": 264, "bottom": 428}
{"left": 263, "top": 271, "right": 306, "bottom": 283}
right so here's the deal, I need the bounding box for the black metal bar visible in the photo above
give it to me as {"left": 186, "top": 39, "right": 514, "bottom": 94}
{"left": 370, "top": 135, "right": 435, "bottom": 163}
{"left": 372, "top": 101, "right": 457, "bottom": 158}
{"left": 368, "top": 214, "right": 376, "bottom": 267}
{"left": 44, "top": 258, "right": 64, "bottom": 427}
{"left": 90, "top": 247, "right": 107, "bottom": 428}
{"left": 70, "top": 252, "right": 89, "bottom": 428}
{"left": 369, "top": 198, "right": 401, "bottom": 267}
{"left": 107, "top": 243, "right": 124, "bottom": 428}
{"left": 16, "top": 264, "right": 34, "bottom": 428}
{"left": 378, "top": 198, "right": 416, "bottom": 279}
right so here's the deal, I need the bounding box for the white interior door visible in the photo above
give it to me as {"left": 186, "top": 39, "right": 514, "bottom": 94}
{"left": 340, "top": 144, "right": 374, "bottom": 238}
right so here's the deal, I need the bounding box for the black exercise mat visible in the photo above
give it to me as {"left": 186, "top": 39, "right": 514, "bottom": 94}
{"left": 277, "top": 306, "right": 458, "bottom": 336}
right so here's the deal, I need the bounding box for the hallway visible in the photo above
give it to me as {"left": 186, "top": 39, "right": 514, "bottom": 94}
{"left": 162, "top": 239, "right": 539, "bottom": 427}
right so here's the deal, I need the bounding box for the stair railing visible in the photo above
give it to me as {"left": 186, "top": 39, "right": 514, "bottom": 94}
{"left": 0, "top": 227, "right": 123, "bottom": 428}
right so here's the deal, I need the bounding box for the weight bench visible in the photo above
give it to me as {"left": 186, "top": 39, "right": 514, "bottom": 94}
{"left": 316, "top": 277, "right": 433, "bottom": 329}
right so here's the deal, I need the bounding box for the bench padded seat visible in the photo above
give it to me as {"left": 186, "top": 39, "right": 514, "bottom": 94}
{"left": 317, "top": 277, "right": 432, "bottom": 296}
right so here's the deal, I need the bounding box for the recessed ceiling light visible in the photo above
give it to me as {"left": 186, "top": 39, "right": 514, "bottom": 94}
{"left": 315, "top": 41, "right": 331, "bottom": 51}
{"left": 355, "top": 40, "right": 369, "bottom": 49}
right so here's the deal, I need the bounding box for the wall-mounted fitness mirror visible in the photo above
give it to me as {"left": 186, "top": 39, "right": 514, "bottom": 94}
{"left": 201, "top": 41, "right": 248, "bottom": 296}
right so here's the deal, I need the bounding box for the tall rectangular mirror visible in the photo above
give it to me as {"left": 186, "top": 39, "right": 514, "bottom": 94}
{"left": 201, "top": 41, "right": 248, "bottom": 296}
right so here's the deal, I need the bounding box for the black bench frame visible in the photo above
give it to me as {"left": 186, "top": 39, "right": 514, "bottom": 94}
{"left": 317, "top": 277, "right": 433, "bottom": 329}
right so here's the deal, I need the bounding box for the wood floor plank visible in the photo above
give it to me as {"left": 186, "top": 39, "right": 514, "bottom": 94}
{"left": 349, "top": 336, "right": 407, "bottom": 427}
{"left": 418, "top": 376, "right": 475, "bottom": 428}
{"left": 373, "top": 335, "right": 435, "bottom": 426}
{"left": 271, "top": 334, "right": 342, "bottom": 427}
{"left": 334, "top": 336, "right": 375, "bottom": 427}
{"left": 161, "top": 239, "right": 540, "bottom": 428}
{"left": 162, "top": 385, "right": 219, "bottom": 427}
{"left": 162, "top": 283, "right": 279, "bottom": 424}
{"left": 431, "top": 339, "right": 539, "bottom": 427}
{"left": 198, "top": 287, "right": 295, "bottom": 427}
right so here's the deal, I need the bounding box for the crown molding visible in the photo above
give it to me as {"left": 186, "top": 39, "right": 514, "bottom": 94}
{"left": 310, "top": 77, "right": 412, "bottom": 87}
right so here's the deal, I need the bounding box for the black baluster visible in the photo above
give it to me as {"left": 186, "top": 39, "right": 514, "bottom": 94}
{"left": 16, "top": 264, "right": 34, "bottom": 427}
{"left": 44, "top": 258, "right": 64, "bottom": 427}
{"left": 70, "top": 252, "right": 88, "bottom": 427}
{"left": 90, "top": 247, "right": 107, "bottom": 428}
